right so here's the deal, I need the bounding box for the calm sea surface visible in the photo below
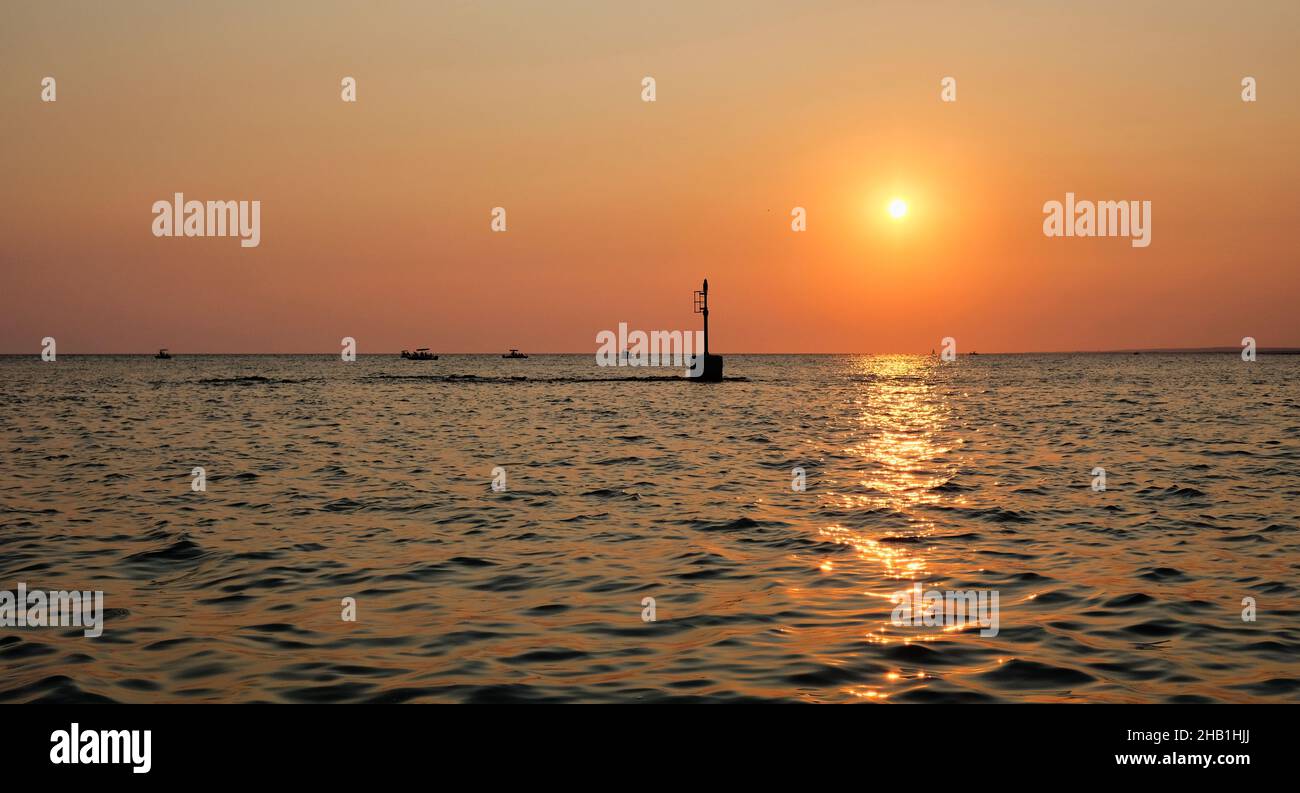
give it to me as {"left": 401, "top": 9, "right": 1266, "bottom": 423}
{"left": 1, "top": 353, "right": 1297, "bottom": 703}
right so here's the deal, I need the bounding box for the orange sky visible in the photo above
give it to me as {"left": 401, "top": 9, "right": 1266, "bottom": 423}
{"left": 2, "top": 1, "right": 1297, "bottom": 353}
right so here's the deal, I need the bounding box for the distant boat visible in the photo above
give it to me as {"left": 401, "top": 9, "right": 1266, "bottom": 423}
{"left": 400, "top": 348, "right": 438, "bottom": 360}
{"left": 155, "top": 348, "right": 172, "bottom": 359}
{"left": 502, "top": 349, "right": 528, "bottom": 359}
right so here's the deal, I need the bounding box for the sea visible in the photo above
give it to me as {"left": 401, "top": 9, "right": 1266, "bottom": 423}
{"left": 1, "top": 353, "right": 1297, "bottom": 702}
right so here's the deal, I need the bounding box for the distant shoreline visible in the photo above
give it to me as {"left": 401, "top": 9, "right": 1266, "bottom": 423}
{"left": 5, "top": 349, "right": 1299, "bottom": 357}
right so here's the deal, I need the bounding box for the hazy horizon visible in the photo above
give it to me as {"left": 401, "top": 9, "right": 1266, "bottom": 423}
{"left": 7, "top": 346, "right": 1300, "bottom": 356}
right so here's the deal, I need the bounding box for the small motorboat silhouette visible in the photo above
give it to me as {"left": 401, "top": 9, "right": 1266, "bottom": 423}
{"left": 502, "top": 349, "right": 528, "bottom": 359}
{"left": 400, "top": 348, "right": 438, "bottom": 360}
{"left": 155, "top": 348, "right": 172, "bottom": 359}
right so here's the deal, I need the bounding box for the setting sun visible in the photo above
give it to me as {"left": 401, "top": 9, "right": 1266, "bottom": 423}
{"left": 888, "top": 198, "right": 908, "bottom": 219}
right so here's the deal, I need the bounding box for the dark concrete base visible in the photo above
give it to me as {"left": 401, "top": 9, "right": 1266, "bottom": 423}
{"left": 689, "top": 353, "right": 724, "bottom": 382}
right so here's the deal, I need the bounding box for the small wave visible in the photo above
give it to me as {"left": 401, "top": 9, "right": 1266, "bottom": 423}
{"left": 123, "top": 537, "right": 207, "bottom": 564}
{"left": 195, "top": 376, "right": 315, "bottom": 385}
{"left": 980, "top": 659, "right": 1095, "bottom": 688}
{"left": 1138, "top": 566, "right": 1189, "bottom": 582}
{"left": 364, "top": 374, "right": 750, "bottom": 384}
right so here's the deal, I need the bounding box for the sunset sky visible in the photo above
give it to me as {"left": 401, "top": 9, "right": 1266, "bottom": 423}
{"left": 3, "top": 1, "right": 1297, "bottom": 353}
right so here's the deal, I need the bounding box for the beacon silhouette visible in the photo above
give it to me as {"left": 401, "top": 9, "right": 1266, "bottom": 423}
{"left": 691, "top": 279, "right": 724, "bottom": 382}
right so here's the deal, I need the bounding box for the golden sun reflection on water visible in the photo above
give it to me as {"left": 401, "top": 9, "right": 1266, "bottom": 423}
{"left": 810, "top": 356, "right": 972, "bottom": 698}
{"left": 817, "top": 355, "right": 959, "bottom": 585}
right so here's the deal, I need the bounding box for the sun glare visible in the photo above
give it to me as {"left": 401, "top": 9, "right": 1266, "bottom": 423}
{"left": 888, "top": 198, "right": 908, "bottom": 219}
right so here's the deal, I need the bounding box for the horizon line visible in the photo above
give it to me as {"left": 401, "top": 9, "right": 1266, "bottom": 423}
{"left": 6, "top": 347, "right": 1300, "bottom": 357}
